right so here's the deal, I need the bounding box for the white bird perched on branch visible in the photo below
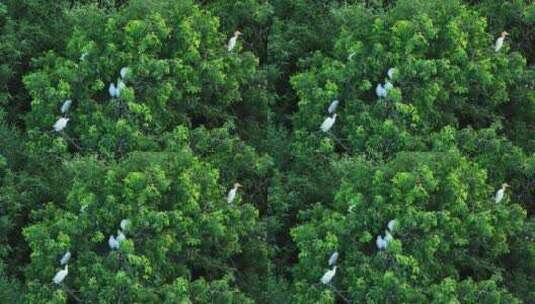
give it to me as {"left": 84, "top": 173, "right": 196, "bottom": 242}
{"left": 109, "top": 83, "right": 118, "bottom": 98}
{"left": 328, "top": 251, "right": 339, "bottom": 266}
{"left": 387, "top": 67, "right": 397, "bottom": 80}
{"left": 328, "top": 99, "right": 339, "bottom": 114}
{"left": 495, "top": 31, "right": 509, "bottom": 52}
{"left": 495, "top": 183, "right": 510, "bottom": 203}
{"left": 387, "top": 219, "right": 398, "bottom": 232}
{"left": 320, "top": 114, "right": 337, "bottom": 132}
{"left": 53, "top": 117, "right": 70, "bottom": 132}
{"left": 376, "top": 84, "right": 387, "bottom": 99}
{"left": 120, "top": 219, "right": 130, "bottom": 231}
{"left": 61, "top": 99, "right": 72, "bottom": 114}
{"left": 60, "top": 251, "right": 71, "bottom": 265}
{"left": 52, "top": 264, "right": 68, "bottom": 284}
{"left": 376, "top": 235, "right": 387, "bottom": 250}
{"left": 320, "top": 266, "right": 337, "bottom": 284}
{"left": 227, "top": 183, "right": 242, "bottom": 204}
{"left": 108, "top": 235, "right": 119, "bottom": 250}
{"left": 120, "top": 67, "right": 129, "bottom": 79}
{"left": 227, "top": 31, "right": 242, "bottom": 52}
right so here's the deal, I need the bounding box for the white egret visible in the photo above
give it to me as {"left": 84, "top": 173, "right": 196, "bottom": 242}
{"left": 387, "top": 219, "right": 398, "bottom": 232}
{"left": 61, "top": 99, "right": 72, "bottom": 113}
{"left": 376, "top": 84, "right": 387, "bottom": 98}
{"left": 328, "top": 251, "right": 339, "bottom": 266}
{"left": 60, "top": 251, "right": 71, "bottom": 265}
{"left": 227, "top": 31, "right": 242, "bottom": 52}
{"left": 120, "top": 219, "right": 130, "bottom": 231}
{"left": 116, "top": 230, "right": 126, "bottom": 243}
{"left": 320, "top": 266, "right": 337, "bottom": 285}
{"left": 328, "top": 99, "right": 339, "bottom": 114}
{"left": 320, "top": 114, "right": 337, "bottom": 132}
{"left": 227, "top": 183, "right": 242, "bottom": 204}
{"left": 387, "top": 67, "right": 396, "bottom": 80}
{"left": 384, "top": 81, "right": 394, "bottom": 91}
{"left": 53, "top": 117, "right": 70, "bottom": 132}
{"left": 495, "top": 31, "right": 509, "bottom": 52}
{"left": 109, "top": 83, "right": 118, "bottom": 98}
{"left": 376, "top": 235, "right": 387, "bottom": 250}
{"left": 108, "top": 235, "right": 119, "bottom": 250}
{"left": 52, "top": 264, "right": 68, "bottom": 284}
{"left": 120, "top": 67, "right": 129, "bottom": 79}
{"left": 495, "top": 183, "right": 510, "bottom": 203}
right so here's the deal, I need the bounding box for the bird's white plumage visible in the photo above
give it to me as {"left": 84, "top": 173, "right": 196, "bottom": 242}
{"left": 376, "top": 235, "right": 387, "bottom": 250}
{"left": 387, "top": 67, "right": 396, "bottom": 80}
{"left": 52, "top": 265, "right": 68, "bottom": 284}
{"left": 61, "top": 99, "right": 72, "bottom": 113}
{"left": 320, "top": 266, "right": 337, "bottom": 284}
{"left": 117, "top": 79, "right": 126, "bottom": 97}
{"left": 60, "top": 251, "right": 71, "bottom": 265}
{"left": 109, "top": 83, "right": 118, "bottom": 98}
{"left": 376, "top": 84, "right": 387, "bottom": 98}
{"left": 328, "top": 251, "right": 339, "bottom": 266}
{"left": 320, "top": 114, "right": 337, "bottom": 132}
{"left": 53, "top": 118, "right": 69, "bottom": 132}
{"left": 108, "top": 235, "right": 119, "bottom": 250}
{"left": 120, "top": 219, "right": 130, "bottom": 231}
{"left": 387, "top": 219, "right": 398, "bottom": 232}
{"left": 328, "top": 99, "right": 339, "bottom": 114}
{"left": 495, "top": 188, "right": 505, "bottom": 203}
{"left": 227, "top": 187, "right": 238, "bottom": 204}
{"left": 120, "top": 67, "right": 129, "bottom": 79}
{"left": 495, "top": 37, "right": 505, "bottom": 52}
{"left": 227, "top": 31, "right": 241, "bottom": 52}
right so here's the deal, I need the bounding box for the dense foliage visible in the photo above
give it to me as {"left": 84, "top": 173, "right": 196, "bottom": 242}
{"left": 0, "top": 0, "right": 534, "bottom": 303}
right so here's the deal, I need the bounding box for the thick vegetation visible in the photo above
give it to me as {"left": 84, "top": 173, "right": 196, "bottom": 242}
{"left": 0, "top": 0, "right": 534, "bottom": 303}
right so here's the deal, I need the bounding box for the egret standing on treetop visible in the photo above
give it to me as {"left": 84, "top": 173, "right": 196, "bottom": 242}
{"left": 328, "top": 99, "right": 339, "bottom": 114}
{"left": 60, "top": 251, "right": 71, "bottom": 265}
{"left": 120, "top": 67, "right": 129, "bottom": 79}
{"left": 376, "top": 84, "right": 387, "bottom": 99}
{"left": 108, "top": 235, "right": 119, "bottom": 250}
{"left": 376, "top": 235, "right": 387, "bottom": 250}
{"left": 109, "top": 83, "right": 118, "bottom": 98}
{"left": 387, "top": 67, "right": 396, "bottom": 80}
{"left": 227, "top": 31, "right": 242, "bottom": 52}
{"left": 495, "top": 31, "right": 509, "bottom": 52}
{"left": 52, "top": 265, "right": 68, "bottom": 285}
{"left": 61, "top": 99, "right": 72, "bottom": 114}
{"left": 387, "top": 219, "right": 398, "bottom": 232}
{"left": 227, "top": 183, "right": 242, "bottom": 204}
{"left": 320, "top": 114, "right": 337, "bottom": 132}
{"left": 320, "top": 266, "right": 337, "bottom": 284}
{"left": 120, "top": 219, "right": 130, "bottom": 231}
{"left": 495, "top": 183, "right": 510, "bottom": 203}
{"left": 53, "top": 117, "right": 69, "bottom": 132}
{"left": 328, "top": 252, "right": 339, "bottom": 266}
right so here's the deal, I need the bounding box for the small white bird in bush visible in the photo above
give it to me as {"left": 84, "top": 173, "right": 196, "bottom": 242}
{"left": 52, "top": 265, "right": 68, "bottom": 284}
{"left": 328, "top": 99, "right": 339, "bottom": 114}
{"left": 53, "top": 117, "right": 69, "bottom": 132}
{"left": 328, "top": 251, "right": 339, "bottom": 266}
{"left": 495, "top": 31, "right": 509, "bottom": 52}
{"left": 120, "top": 67, "right": 129, "bottom": 79}
{"left": 60, "top": 99, "right": 72, "bottom": 114}
{"left": 376, "top": 84, "right": 387, "bottom": 98}
{"left": 387, "top": 219, "right": 398, "bottom": 232}
{"left": 108, "top": 235, "right": 119, "bottom": 250}
{"left": 387, "top": 67, "right": 396, "bottom": 80}
{"left": 227, "top": 31, "right": 242, "bottom": 51}
{"left": 376, "top": 235, "right": 387, "bottom": 250}
{"left": 320, "top": 114, "right": 337, "bottom": 132}
{"left": 60, "top": 251, "right": 71, "bottom": 265}
{"left": 227, "top": 183, "right": 242, "bottom": 203}
{"left": 109, "top": 83, "right": 118, "bottom": 98}
{"left": 120, "top": 219, "right": 130, "bottom": 231}
{"left": 320, "top": 266, "right": 337, "bottom": 284}
{"left": 495, "top": 183, "right": 510, "bottom": 203}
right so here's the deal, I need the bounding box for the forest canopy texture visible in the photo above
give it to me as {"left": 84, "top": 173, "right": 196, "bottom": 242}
{"left": 0, "top": 0, "right": 534, "bottom": 303}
